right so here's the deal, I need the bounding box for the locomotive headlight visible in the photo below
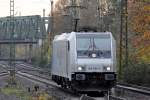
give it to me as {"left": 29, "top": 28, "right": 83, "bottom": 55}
{"left": 103, "top": 65, "right": 111, "bottom": 71}
{"left": 77, "top": 66, "right": 85, "bottom": 71}
{"left": 78, "top": 66, "right": 82, "bottom": 71}
{"left": 92, "top": 53, "right": 97, "bottom": 58}
{"left": 106, "top": 67, "right": 111, "bottom": 71}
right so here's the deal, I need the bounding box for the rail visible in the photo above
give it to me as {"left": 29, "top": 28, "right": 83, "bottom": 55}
{"left": 14, "top": 63, "right": 130, "bottom": 99}
{"left": 116, "top": 83, "right": 150, "bottom": 96}
{"left": 80, "top": 95, "right": 95, "bottom": 100}
{"left": 109, "top": 95, "right": 125, "bottom": 100}
{"left": 0, "top": 72, "right": 8, "bottom": 76}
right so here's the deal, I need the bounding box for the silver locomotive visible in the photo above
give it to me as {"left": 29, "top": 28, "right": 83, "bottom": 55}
{"left": 51, "top": 32, "right": 116, "bottom": 93}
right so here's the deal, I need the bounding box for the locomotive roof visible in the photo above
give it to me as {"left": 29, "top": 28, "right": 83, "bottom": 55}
{"left": 53, "top": 32, "right": 112, "bottom": 41}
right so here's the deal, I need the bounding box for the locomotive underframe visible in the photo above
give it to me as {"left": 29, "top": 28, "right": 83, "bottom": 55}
{"left": 52, "top": 72, "right": 116, "bottom": 92}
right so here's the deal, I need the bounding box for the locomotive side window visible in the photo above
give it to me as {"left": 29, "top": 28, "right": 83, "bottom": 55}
{"left": 76, "top": 35, "right": 111, "bottom": 58}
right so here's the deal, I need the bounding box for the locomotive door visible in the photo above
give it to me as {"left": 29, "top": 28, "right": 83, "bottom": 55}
{"left": 66, "top": 41, "right": 70, "bottom": 77}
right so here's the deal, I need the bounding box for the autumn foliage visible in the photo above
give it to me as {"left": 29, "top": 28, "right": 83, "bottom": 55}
{"left": 129, "top": 0, "right": 150, "bottom": 63}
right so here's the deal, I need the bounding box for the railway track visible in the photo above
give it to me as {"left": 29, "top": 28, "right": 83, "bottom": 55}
{"left": 17, "top": 71, "right": 56, "bottom": 87}
{"left": 15, "top": 63, "right": 51, "bottom": 80}
{"left": 16, "top": 71, "right": 125, "bottom": 100}
{"left": 1, "top": 62, "right": 150, "bottom": 99}
{"left": 16, "top": 62, "right": 44, "bottom": 71}
{"left": 17, "top": 71, "right": 86, "bottom": 100}
{"left": 0, "top": 72, "right": 8, "bottom": 77}
{"left": 0, "top": 69, "right": 122, "bottom": 100}
{"left": 15, "top": 63, "right": 120, "bottom": 100}
{"left": 0, "top": 64, "right": 78, "bottom": 99}
{"left": 15, "top": 63, "right": 150, "bottom": 98}
{"left": 116, "top": 83, "right": 150, "bottom": 96}
{"left": 109, "top": 95, "right": 125, "bottom": 100}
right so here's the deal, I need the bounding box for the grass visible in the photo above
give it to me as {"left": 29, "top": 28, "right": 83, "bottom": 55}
{"left": 1, "top": 77, "right": 55, "bottom": 100}
{"left": 1, "top": 87, "right": 31, "bottom": 100}
{"left": 0, "top": 87, "right": 55, "bottom": 100}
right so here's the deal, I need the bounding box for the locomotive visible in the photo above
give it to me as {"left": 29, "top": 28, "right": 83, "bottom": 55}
{"left": 51, "top": 32, "right": 116, "bottom": 93}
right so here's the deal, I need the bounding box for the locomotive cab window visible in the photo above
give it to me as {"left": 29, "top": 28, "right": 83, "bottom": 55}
{"left": 76, "top": 34, "right": 111, "bottom": 58}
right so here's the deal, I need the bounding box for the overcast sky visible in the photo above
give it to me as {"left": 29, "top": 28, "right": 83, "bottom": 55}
{"left": 0, "top": 0, "right": 57, "bottom": 17}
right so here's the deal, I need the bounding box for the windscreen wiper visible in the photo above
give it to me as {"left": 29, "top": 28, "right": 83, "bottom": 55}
{"left": 83, "top": 38, "right": 92, "bottom": 54}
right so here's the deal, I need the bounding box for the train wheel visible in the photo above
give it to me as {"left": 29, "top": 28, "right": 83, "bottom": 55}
{"left": 104, "top": 90, "right": 111, "bottom": 100}
{"left": 70, "top": 86, "right": 78, "bottom": 94}
{"left": 61, "top": 82, "right": 67, "bottom": 89}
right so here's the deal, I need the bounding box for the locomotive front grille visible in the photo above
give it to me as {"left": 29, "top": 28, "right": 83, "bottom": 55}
{"left": 72, "top": 72, "right": 116, "bottom": 81}
{"left": 76, "top": 74, "right": 86, "bottom": 80}
{"left": 71, "top": 72, "right": 116, "bottom": 91}
{"left": 105, "top": 74, "right": 115, "bottom": 80}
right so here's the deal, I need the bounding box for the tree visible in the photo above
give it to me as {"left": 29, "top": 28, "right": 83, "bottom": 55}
{"left": 129, "top": 0, "right": 150, "bottom": 63}
{"left": 53, "top": 0, "right": 116, "bottom": 33}
{"left": 53, "top": 0, "right": 71, "bottom": 34}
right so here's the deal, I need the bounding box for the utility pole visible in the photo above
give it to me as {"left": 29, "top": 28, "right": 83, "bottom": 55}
{"left": 67, "top": 0, "right": 85, "bottom": 32}
{"left": 43, "top": 9, "right": 45, "bottom": 17}
{"left": 28, "top": 44, "right": 32, "bottom": 63}
{"left": 9, "top": 0, "right": 16, "bottom": 85}
{"left": 50, "top": 0, "right": 54, "bottom": 42}
{"left": 97, "top": 0, "right": 103, "bottom": 32}
{"left": 119, "top": 0, "right": 123, "bottom": 80}
{"left": 70, "top": 0, "right": 80, "bottom": 31}
{"left": 125, "top": 0, "right": 128, "bottom": 68}
{"left": 119, "top": 0, "right": 128, "bottom": 80}
{"left": 0, "top": 45, "right": 1, "bottom": 57}
{"left": 40, "top": 9, "right": 46, "bottom": 62}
